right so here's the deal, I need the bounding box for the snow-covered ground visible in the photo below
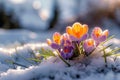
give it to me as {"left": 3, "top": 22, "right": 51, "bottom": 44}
{"left": 0, "top": 36, "right": 120, "bottom": 80}
{"left": 0, "top": 27, "right": 119, "bottom": 80}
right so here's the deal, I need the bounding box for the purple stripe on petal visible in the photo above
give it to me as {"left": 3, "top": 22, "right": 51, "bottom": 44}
{"left": 60, "top": 51, "right": 67, "bottom": 59}
{"left": 51, "top": 43, "right": 60, "bottom": 49}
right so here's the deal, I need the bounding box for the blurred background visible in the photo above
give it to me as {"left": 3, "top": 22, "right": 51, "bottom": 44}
{"left": 0, "top": 0, "right": 120, "bottom": 45}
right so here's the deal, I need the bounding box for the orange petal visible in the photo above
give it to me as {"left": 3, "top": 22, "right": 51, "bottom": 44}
{"left": 83, "top": 24, "right": 88, "bottom": 34}
{"left": 72, "top": 22, "right": 82, "bottom": 33}
{"left": 72, "top": 22, "right": 83, "bottom": 38}
{"left": 53, "top": 32, "right": 61, "bottom": 44}
{"left": 66, "top": 26, "right": 73, "bottom": 36}
{"left": 93, "top": 27, "right": 102, "bottom": 38}
{"left": 103, "top": 30, "right": 109, "bottom": 37}
{"left": 46, "top": 39, "right": 52, "bottom": 45}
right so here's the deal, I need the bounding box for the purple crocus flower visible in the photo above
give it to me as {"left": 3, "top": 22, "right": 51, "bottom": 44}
{"left": 47, "top": 33, "right": 74, "bottom": 59}
{"left": 59, "top": 33, "right": 74, "bottom": 59}
{"left": 83, "top": 38, "right": 96, "bottom": 55}
{"left": 91, "top": 27, "right": 109, "bottom": 46}
{"left": 46, "top": 32, "right": 61, "bottom": 49}
{"left": 59, "top": 46, "right": 74, "bottom": 59}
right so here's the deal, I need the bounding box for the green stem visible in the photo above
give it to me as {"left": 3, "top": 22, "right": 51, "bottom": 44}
{"left": 103, "top": 46, "right": 107, "bottom": 67}
{"left": 56, "top": 50, "right": 71, "bottom": 67}
{"left": 75, "top": 42, "right": 81, "bottom": 55}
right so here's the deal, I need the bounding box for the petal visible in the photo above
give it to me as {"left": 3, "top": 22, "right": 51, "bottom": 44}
{"left": 85, "top": 46, "right": 95, "bottom": 55}
{"left": 72, "top": 22, "right": 83, "bottom": 38}
{"left": 83, "top": 24, "right": 88, "bottom": 34}
{"left": 69, "top": 35, "right": 78, "bottom": 41}
{"left": 83, "top": 39, "right": 95, "bottom": 54}
{"left": 66, "top": 51, "right": 73, "bottom": 59}
{"left": 66, "top": 26, "right": 73, "bottom": 36}
{"left": 46, "top": 39, "right": 52, "bottom": 45}
{"left": 80, "top": 33, "right": 89, "bottom": 41}
{"left": 60, "top": 51, "right": 67, "bottom": 59}
{"left": 83, "top": 42, "right": 95, "bottom": 54}
{"left": 53, "top": 32, "right": 61, "bottom": 44}
{"left": 50, "top": 43, "right": 60, "bottom": 49}
{"left": 65, "top": 40, "right": 72, "bottom": 46}
{"left": 87, "top": 39, "right": 95, "bottom": 46}
{"left": 72, "top": 22, "right": 82, "bottom": 32}
{"left": 92, "top": 27, "right": 102, "bottom": 38}
{"left": 99, "top": 35, "right": 107, "bottom": 42}
{"left": 60, "top": 39, "right": 65, "bottom": 46}
{"left": 60, "top": 46, "right": 73, "bottom": 59}
{"left": 91, "top": 33, "right": 99, "bottom": 42}
{"left": 61, "top": 33, "right": 70, "bottom": 41}
{"left": 102, "top": 30, "right": 109, "bottom": 37}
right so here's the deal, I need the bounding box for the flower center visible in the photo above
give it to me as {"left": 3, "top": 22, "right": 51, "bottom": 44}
{"left": 87, "top": 39, "right": 94, "bottom": 46}
{"left": 64, "top": 48, "right": 70, "bottom": 54}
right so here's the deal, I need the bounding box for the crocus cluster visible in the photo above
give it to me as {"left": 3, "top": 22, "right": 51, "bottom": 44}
{"left": 47, "top": 22, "right": 109, "bottom": 59}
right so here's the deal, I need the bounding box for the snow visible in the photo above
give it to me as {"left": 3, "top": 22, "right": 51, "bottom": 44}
{"left": 0, "top": 35, "right": 119, "bottom": 80}
{"left": 0, "top": 29, "right": 55, "bottom": 45}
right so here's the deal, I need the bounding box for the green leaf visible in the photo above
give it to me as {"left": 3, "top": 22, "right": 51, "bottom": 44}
{"left": 102, "top": 52, "right": 113, "bottom": 57}
{"left": 102, "top": 48, "right": 120, "bottom": 57}
{"left": 102, "top": 45, "right": 107, "bottom": 64}
{"left": 99, "top": 44, "right": 113, "bottom": 52}
{"left": 27, "top": 58, "right": 41, "bottom": 62}
{"left": 112, "top": 53, "right": 120, "bottom": 56}
{"left": 108, "top": 48, "right": 120, "bottom": 54}
{"left": 38, "top": 48, "right": 55, "bottom": 58}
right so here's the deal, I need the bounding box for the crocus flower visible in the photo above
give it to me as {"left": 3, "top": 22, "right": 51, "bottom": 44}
{"left": 83, "top": 38, "right": 96, "bottom": 55}
{"left": 46, "top": 32, "right": 61, "bottom": 49}
{"left": 66, "top": 22, "right": 88, "bottom": 42}
{"left": 59, "top": 33, "right": 74, "bottom": 59}
{"left": 59, "top": 46, "right": 74, "bottom": 59}
{"left": 60, "top": 33, "right": 72, "bottom": 46}
{"left": 47, "top": 32, "right": 74, "bottom": 59}
{"left": 91, "top": 27, "right": 109, "bottom": 45}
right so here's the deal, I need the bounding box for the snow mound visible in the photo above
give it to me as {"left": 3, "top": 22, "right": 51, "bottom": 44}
{"left": 0, "top": 38, "right": 119, "bottom": 80}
